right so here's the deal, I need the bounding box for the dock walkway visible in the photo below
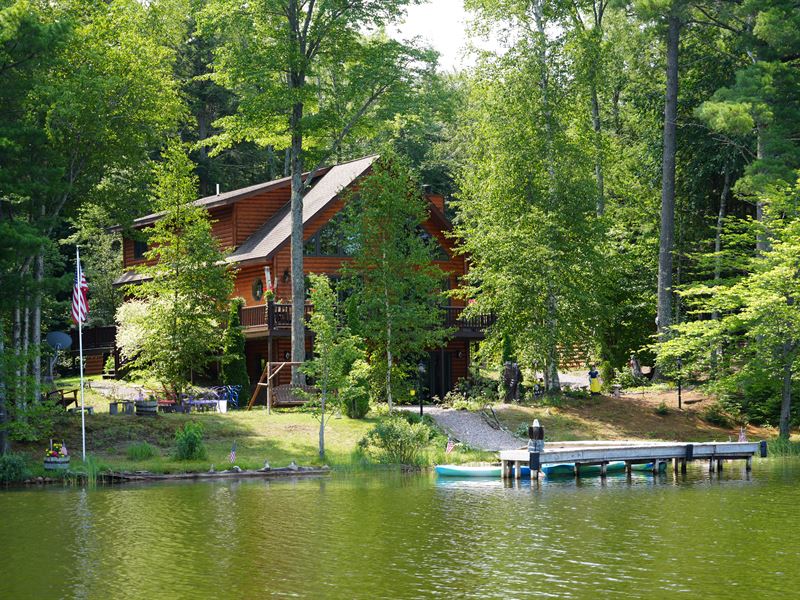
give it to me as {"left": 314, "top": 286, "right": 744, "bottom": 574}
{"left": 499, "top": 440, "right": 766, "bottom": 479}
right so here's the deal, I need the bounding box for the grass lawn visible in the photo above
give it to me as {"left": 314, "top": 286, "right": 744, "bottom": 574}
{"left": 15, "top": 406, "right": 493, "bottom": 476}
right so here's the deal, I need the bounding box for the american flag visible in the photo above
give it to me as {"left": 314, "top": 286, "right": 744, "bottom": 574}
{"left": 229, "top": 441, "right": 237, "bottom": 463}
{"left": 445, "top": 439, "right": 456, "bottom": 455}
{"left": 71, "top": 258, "right": 89, "bottom": 325}
{"left": 61, "top": 442, "right": 68, "bottom": 456}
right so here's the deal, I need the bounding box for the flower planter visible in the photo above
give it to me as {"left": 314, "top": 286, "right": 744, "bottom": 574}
{"left": 135, "top": 400, "right": 158, "bottom": 417}
{"left": 44, "top": 456, "right": 70, "bottom": 471}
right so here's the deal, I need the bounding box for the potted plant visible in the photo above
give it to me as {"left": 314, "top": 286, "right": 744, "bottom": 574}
{"left": 264, "top": 288, "right": 275, "bottom": 303}
{"left": 44, "top": 441, "right": 70, "bottom": 470}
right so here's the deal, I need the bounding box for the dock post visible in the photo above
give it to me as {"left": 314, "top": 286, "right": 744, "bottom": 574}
{"left": 681, "top": 458, "right": 687, "bottom": 474}
{"left": 717, "top": 458, "right": 724, "bottom": 472}
{"left": 673, "top": 458, "right": 679, "bottom": 473}
{"left": 652, "top": 460, "right": 659, "bottom": 474}
{"left": 514, "top": 460, "right": 521, "bottom": 480}
{"left": 625, "top": 461, "right": 632, "bottom": 475}
{"left": 600, "top": 462, "right": 607, "bottom": 477}
{"left": 575, "top": 463, "right": 581, "bottom": 478}
{"left": 529, "top": 451, "right": 541, "bottom": 483}
{"left": 746, "top": 456, "right": 752, "bottom": 471}
{"left": 709, "top": 458, "right": 715, "bottom": 473}
{"left": 501, "top": 459, "right": 507, "bottom": 479}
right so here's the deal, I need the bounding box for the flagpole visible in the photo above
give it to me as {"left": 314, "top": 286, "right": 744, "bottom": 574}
{"left": 77, "top": 247, "right": 86, "bottom": 462}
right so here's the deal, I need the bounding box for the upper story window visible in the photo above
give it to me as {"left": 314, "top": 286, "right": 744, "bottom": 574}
{"left": 133, "top": 240, "right": 148, "bottom": 260}
{"left": 304, "top": 212, "right": 358, "bottom": 257}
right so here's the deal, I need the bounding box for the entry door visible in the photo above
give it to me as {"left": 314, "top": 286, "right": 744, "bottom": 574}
{"left": 426, "top": 351, "right": 452, "bottom": 401}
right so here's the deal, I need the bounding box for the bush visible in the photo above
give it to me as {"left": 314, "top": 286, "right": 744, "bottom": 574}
{"left": 6, "top": 400, "right": 64, "bottom": 442}
{"left": 127, "top": 441, "right": 158, "bottom": 461}
{"left": 655, "top": 401, "right": 670, "bottom": 416}
{"left": 442, "top": 391, "right": 483, "bottom": 411}
{"left": 613, "top": 367, "right": 648, "bottom": 389}
{"left": 341, "top": 359, "right": 370, "bottom": 419}
{"left": 0, "top": 453, "right": 30, "bottom": 484}
{"left": 454, "top": 367, "right": 500, "bottom": 402}
{"left": 701, "top": 402, "right": 733, "bottom": 428}
{"left": 174, "top": 422, "right": 207, "bottom": 460}
{"left": 357, "top": 416, "right": 432, "bottom": 465}
{"left": 221, "top": 297, "right": 251, "bottom": 394}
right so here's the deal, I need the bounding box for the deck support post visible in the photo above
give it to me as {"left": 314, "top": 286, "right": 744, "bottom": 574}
{"left": 267, "top": 335, "right": 273, "bottom": 415}
{"left": 501, "top": 460, "right": 507, "bottom": 479}
{"left": 514, "top": 460, "right": 521, "bottom": 480}
{"left": 600, "top": 462, "right": 607, "bottom": 477}
{"left": 652, "top": 460, "right": 659, "bottom": 474}
{"left": 673, "top": 457, "right": 679, "bottom": 473}
{"left": 709, "top": 458, "right": 715, "bottom": 473}
{"left": 681, "top": 458, "right": 687, "bottom": 474}
{"left": 746, "top": 456, "right": 752, "bottom": 472}
{"left": 717, "top": 458, "right": 724, "bottom": 472}
{"left": 575, "top": 463, "right": 581, "bottom": 478}
{"left": 625, "top": 461, "right": 632, "bottom": 476}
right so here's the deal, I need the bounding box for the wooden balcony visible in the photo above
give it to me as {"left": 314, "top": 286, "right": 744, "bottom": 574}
{"left": 239, "top": 302, "right": 495, "bottom": 338}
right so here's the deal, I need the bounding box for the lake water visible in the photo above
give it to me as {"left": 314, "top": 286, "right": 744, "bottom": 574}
{"left": 2, "top": 460, "right": 799, "bottom": 599}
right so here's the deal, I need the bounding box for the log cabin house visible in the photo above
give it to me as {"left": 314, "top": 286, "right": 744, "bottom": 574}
{"left": 113, "top": 155, "right": 493, "bottom": 399}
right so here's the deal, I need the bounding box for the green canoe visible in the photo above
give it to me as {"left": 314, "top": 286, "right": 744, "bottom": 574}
{"left": 435, "top": 465, "right": 502, "bottom": 478}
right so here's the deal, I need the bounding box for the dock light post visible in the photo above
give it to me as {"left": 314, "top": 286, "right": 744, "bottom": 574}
{"left": 528, "top": 419, "right": 544, "bottom": 478}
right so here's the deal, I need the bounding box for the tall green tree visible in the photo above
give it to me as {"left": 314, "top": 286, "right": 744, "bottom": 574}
{"left": 220, "top": 297, "right": 251, "bottom": 395}
{"left": 342, "top": 157, "right": 450, "bottom": 409}
{"left": 302, "top": 274, "right": 364, "bottom": 458}
{"left": 200, "top": 0, "right": 434, "bottom": 384}
{"left": 118, "top": 143, "right": 233, "bottom": 399}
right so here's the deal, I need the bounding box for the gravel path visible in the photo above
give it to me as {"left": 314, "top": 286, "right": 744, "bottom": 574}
{"left": 403, "top": 406, "right": 522, "bottom": 452}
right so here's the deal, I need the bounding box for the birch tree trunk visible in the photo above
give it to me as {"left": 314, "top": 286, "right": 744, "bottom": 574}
{"left": 755, "top": 123, "right": 769, "bottom": 253}
{"left": 656, "top": 13, "right": 681, "bottom": 340}
{"left": 591, "top": 87, "right": 605, "bottom": 216}
{"left": 32, "top": 252, "right": 43, "bottom": 401}
{"left": 533, "top": 0, "right": 561, "bottom": 392}
{"left": 779, "top": 342, "right": 793, "bottom": 439}
{"left": 0, "top": 321, "right": 9, "bottom": 454}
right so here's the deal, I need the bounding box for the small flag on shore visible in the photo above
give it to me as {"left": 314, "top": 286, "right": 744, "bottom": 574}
{"left": 446, "top": 439, "right": 456, "bottom": 455}
{"left": 229, "top": 441, "right": 237, "bottom": 463}
{"left": 62, "top": 442, "right": 68, "bottom": 456}
{"left": 71, "top": 258, "right": 89, "bottom": 324}
{"left": 738, "top": 427, "right": 747, "bottom": 442}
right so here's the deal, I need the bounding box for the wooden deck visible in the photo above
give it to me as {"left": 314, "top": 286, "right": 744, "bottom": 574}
{"left": 499, "top": 440, "right": 767, "bottom": 480}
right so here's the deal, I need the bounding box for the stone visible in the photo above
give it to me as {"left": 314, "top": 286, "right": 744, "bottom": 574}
{"left": 262, "top": 460, "right": 270, "bottom": 471}
{"left": 208, "top": 464, "right": 215, "bottom": 473}
{"left": 288, "top": 461, "right": 299, "bottom": 471}
{"left": 231, "top": 465, "right": 242, "bottom": 472}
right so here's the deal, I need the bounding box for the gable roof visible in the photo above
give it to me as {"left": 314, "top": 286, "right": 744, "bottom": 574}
{"left": 109, "top": 168, "right": 330, "bottom": 232}
{"left": 227, "top": 154, "right": 379, "bottom": 264}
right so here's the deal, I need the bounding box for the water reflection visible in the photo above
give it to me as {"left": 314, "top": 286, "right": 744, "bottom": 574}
{"left": 0, "top": 461, "right": 796, "bottom": 599}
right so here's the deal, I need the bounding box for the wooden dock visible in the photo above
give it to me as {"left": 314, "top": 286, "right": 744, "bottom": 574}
{"left": 499, "top": 440, "right": 767, "bottom": 479}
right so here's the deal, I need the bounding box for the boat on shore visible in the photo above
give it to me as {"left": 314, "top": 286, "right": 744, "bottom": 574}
{"left": 434, "top": 465, "right": 502, "bottom": 478}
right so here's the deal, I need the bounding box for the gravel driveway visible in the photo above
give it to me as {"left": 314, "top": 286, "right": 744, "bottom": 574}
{"left": 402, "top": 406, "right": 522, "bottom": 451}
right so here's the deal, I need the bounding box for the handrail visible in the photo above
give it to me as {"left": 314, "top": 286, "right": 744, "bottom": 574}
{"left": 239, "top": 302, "right": 495, "bottom": 332}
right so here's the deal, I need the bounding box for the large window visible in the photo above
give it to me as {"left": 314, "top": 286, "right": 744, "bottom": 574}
{"left": 133, "top": 239, "right": 148, "bottom": 260}
{"left": 304, "top": 212, "right": 358, "bottom": 257}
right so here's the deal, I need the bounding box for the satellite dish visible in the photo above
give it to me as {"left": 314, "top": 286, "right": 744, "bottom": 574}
{"left": 46, "top": 331, "right": 72, "bottom": 351}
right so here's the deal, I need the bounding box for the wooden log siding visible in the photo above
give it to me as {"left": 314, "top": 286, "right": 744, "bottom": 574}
{"left": 234, "top": 188, "right": 291, "bottom": 245}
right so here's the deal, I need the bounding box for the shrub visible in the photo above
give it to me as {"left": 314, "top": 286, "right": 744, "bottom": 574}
{"left": 127, "top": 441, "right": 158, "bottom": 461}
{"left": 701, "top": 402, "right": 733, "bottom": 428}
{"left": 613, "top": 367, "right": 648, "bottom": 389}
{"left": 221, "top": 297, "right": 251, "bottom": 394}
{"left": 357, "top": 416, "right": 432, "bottom": 465}
{"left": 442, "top": 391, "right": 482, "bottom": 411}
{"left": 655, "top": 401, "right": 670, "bottom": 416}
{"left": 341, "top": 359, "right": 370, "bottom": 419}
{"left": 0, "top": 453, "right": 30, "bottom": 484}
{"left": 6, "top": 400, "right": 63, "bottom": 442}
{"left": 174, "top": 422, "right": 207, "bottom": 460}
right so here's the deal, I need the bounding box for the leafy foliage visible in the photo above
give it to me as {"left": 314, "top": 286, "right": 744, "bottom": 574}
{"left": 220, "top": 298, "right": 250, "bottom": 393}
{"left": 342, "top": 156, "right": 451, "bottom": 408}
{"left": 118, "top": 143, "right": 233, "bottom": 399}
{"left": 174, "top": 422, "right": 207, "bottom": 461}
{"left": 357, "top": 415, "right": 433, "bottom": 466}
{"left": 0, "top": 453, "right": 30, "bottom": 484}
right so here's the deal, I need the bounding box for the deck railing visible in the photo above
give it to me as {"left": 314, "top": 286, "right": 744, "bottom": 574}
{"left": 239, "top": 302, "right": 495, "bottom": 333}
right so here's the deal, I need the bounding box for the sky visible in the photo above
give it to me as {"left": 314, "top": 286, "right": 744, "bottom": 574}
{"left": 388, "top": 0, "right": 484, "bottom": 72}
